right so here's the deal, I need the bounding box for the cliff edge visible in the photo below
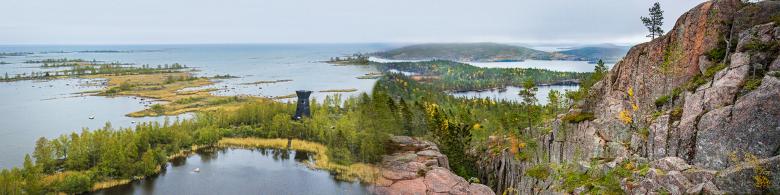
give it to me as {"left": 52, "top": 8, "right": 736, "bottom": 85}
{"left": 478, "top": 0, "right": 780, "bottom": 194}
{"left": 371, "top": 136, "right": 495, "bottom": 195}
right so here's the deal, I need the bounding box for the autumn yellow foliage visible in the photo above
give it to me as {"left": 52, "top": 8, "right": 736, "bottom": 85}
{"left": 619, "top": 110, "right": 633, "bottom": 124}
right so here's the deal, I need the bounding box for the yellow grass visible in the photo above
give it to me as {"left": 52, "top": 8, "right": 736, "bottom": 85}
{"left": 82, "top": 72, "right": 269, "bottom": 117}
{"left": 218, "top": 137, "right": 379, "bottom": 183}
{"left": 91, "top": 179, "right": 132, "bottom": 191}
{"left": 240, "top": 79, "right": 293, "bottom": 85}
{"left": 318, "top": 88, "right": 358, "bottom": 93}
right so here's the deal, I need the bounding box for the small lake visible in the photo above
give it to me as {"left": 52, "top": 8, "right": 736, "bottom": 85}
{"left": 92, "top": 148, "right": 368, "bottom": 195}
{"left": 451, "top": 85, "right": 579, "bottom": 104}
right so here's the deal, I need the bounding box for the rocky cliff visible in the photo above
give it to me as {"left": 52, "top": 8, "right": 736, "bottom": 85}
{"left": 477, "top": 0, "right": 780, "bottom": 194}
{"left": 371, "top": 136, "right": 495, "bottom": 195}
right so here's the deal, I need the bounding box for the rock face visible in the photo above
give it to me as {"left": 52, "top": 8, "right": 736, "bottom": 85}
{"left": 477, "top": 0, "right": 780, "bottom": 194}
{"left": 370, "top": 136, "right": 495, "bottom": 195}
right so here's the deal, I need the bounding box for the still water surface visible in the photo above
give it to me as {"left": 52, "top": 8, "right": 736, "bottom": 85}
{"left": 92, "top": 148, "right": 368, "bottom": 195}
{"left": 451, "top": 85, "right": 580, "bottom": 104}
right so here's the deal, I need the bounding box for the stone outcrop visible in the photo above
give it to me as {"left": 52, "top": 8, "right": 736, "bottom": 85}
{"left": 370, "top": 136, "right": 494, "bottom": 195}
{"left": 477, "top": 0, "right": 780, "bottom": 194}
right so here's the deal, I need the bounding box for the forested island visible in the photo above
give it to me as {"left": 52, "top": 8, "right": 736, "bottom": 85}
{"left": 370, "top": 42, "right": 629, "bottom": 62}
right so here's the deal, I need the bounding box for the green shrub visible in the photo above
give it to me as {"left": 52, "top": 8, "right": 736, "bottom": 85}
{"left": 671, "top": 87, "right": 682, "bottom": 98}
{"left": 654, "top": 95, "right": 671, "bottom": 107}
{"left": 526, "top": 164, "right": 551, "bottom": 180}
{"left": 773, "top": 14, "right": 780, "bottom": 25}
{"left": 150, "top": 104, "right": 165, "bottom": 114}
{"left": 706, "top": 43, "right": 727, "bottom": 63}
{"left": 705, "top": 63, "right": 727, "bottom": 78}
{"left": 685, "top": 63, "right": 727, "bottom": 91}
{"left": 562, "top": 112, "right": 596, "bottom": 123}
{"left": 670, "top": 106, "right": 683, "bottom": 121}
{"left": 328, "top": 146, "right": 353, "bottom": 165}
{"left": 743, "top": 40, "right": 780, "bottom": 53}
{"left": 174, "top": 96, "right": 205, "bottom": 104}
{"left": 743, "top": 77, "right": 762, "bottom": 91}
{"left": 54, "top": 172, "right": 93, "bottom": 194}
{"left": 638, "top": 128, "right": 650, "bottom": 140}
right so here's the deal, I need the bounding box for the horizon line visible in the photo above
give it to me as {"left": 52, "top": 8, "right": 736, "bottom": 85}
{"left": 0, "top": 41, "right": 639, "bottom": 46}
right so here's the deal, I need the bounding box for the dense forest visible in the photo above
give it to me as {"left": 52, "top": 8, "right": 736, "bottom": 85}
{"left": 373, "top": 60, "right": 591, "bottom": 91}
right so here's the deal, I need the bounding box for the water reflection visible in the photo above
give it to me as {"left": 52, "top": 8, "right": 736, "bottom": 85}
{"left": 451, "top": 85, "right": 579, "bottom": 104}
{"left": 92, "top": 148, "right": 366, "bottom": 195}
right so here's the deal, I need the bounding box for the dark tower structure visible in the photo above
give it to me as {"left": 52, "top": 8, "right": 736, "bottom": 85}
{"left": 293, "top": 90, "right": 312, "bottom": 120}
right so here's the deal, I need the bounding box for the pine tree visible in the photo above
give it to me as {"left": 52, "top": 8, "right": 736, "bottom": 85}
{"left": 641, "top": 2, "right": 664, "bottom": 39}
{"left": 518, "top": 79, "right": 538, "bottom": 135}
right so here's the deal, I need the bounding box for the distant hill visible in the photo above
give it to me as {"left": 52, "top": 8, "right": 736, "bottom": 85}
{"left": 558, "top": 44, "right": 630, "bottom": 62}
{"left": 371, "top": 43, "right": 574, "bottom": 62}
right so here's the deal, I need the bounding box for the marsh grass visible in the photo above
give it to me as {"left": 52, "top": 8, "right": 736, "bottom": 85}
{"left": 239, "top": 79, "right": 293, "bottom": 85}
{"left": 318, "top": 88, "right": 358, "bottom": 93}
{"left": 87, "top": 72, "right": 268, "bottom": 117}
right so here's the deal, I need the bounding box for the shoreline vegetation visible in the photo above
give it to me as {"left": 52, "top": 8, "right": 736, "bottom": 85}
{"left": 239, "top": 79, "right": 293, "bottom": 85}
{"left": 318, "top": 88, "right": 358, "bottom": 93}
{"left": 326, "top": 53, "right": 370, "bottom": 65}
{"left": 89, "top": 72, "right": 267, "bottom": 117}
{"left": 0, "top": 56, "right": 598, "bottom": 194}
{"left": 1, "top": 60, "right": 191, "bottom": 83}
{"left": 371, "top": 60, "right": 591, "bottom": 91}
{"left": 356, "top": 72, "right": 382, "bottom": 79}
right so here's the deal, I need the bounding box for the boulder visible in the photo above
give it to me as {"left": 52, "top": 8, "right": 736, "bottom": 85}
{"left": 712, "top": 63, "right": 749, "bottom": 88}
{"left": 652, "top": 157, "right": 692, "bottom": 172}
{"left": 659, "top": 171, "right": 693, "bottom": 195}
{"left": 698, "top": 55, "right": 713, "bottom": 74}
{"left": 468, "top": 184, "right": 495, "bottom": 195}
{"left": 685, "top": 181, "right": 723, "bottom": 195}
{"left": 416, "top": 150, "right": 442, "bottom": 157}
{"left": 382, "top": 170, "right": 417, "bottom": 181}
{"left": 715, "top": 155, "right": 780, "bottom": 194}
{"left": 694, "top": 76, "right": 780, "bottom": 169}
{"left": 771, "top": 55, "right": 780, "bottom": 71}
{"left": 729, "top": 52, "right": 750, "bottom": 68}
{"left": 377, "top": 136, "right": 495, "bottom": 195}
{"left": 649, "top": 115, "right": 671, "bottom": 159}
{"left": 387, "top": 178, "right": 427, "bottom": 195}
{"left": 424, "top": 167, "right": 467, "bottom": 193}
{"left": 682, "top": 168, "right": 717, "bottom": 184}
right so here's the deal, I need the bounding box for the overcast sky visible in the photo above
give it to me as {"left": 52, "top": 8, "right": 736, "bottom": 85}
{"left": 1, "top": 0, "right": 706, "bottom": 45}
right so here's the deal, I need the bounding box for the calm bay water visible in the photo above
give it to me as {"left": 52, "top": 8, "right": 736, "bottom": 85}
{"left": 451, "top": 85, "right": 579, "bottom": 104}
{"left": 91, "top": 148, "right": 368, "bottom": 195}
